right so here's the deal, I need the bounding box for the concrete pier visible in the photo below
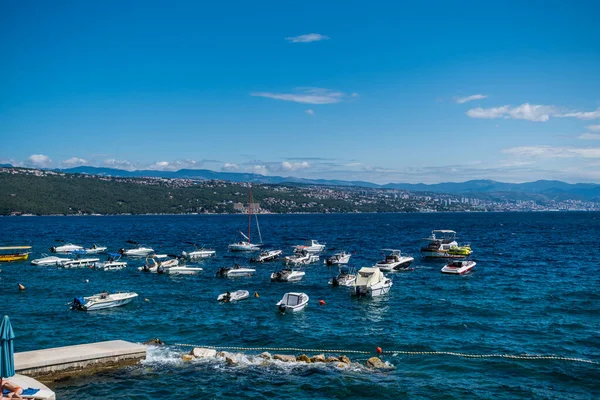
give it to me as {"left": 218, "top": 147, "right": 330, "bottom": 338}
{"left": 15, "top": 340, "right": 147, "bottom": 381}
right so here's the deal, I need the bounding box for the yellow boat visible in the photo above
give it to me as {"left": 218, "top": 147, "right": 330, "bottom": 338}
{"left": 0, "top": 246, "right": 32, "bottom": 262}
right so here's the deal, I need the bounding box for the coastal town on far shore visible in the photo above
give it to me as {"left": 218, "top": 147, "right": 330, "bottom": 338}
{"left": 2, "top": 166, "right": 599, "bottom": 216}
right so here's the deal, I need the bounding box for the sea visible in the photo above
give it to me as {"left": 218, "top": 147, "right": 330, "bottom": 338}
{"left": 0, "top": 212, "right": 598, "bottom": 399}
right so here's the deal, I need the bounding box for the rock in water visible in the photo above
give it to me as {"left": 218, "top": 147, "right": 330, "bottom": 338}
{"left": 366, "top": 357, "right": 394, "bottom": 369}
{"left": 338, "top": 355, "right": 351, "bottom": 364}
{"left": 310, "top": 354, "right": 326, "bottom": 363}
{"left": 273, "top": 354, "right": 297, "bottom": 362}
{"left": 225, "top": 356, "right": 238, "bottom": 365}
{"left": 191, "top": 348, "right": 217, "bottom": 358}
{"left": 296, "top": 354, "right": 311, "bottom": 363}
{"left": 326, "top": 356, "right": 339, "bottom": 363}
{"left": 258, "top": 352, "right": 272, "bottom": 360}
{"left": 181, "top": 354, "right": 194, "bottom": 361}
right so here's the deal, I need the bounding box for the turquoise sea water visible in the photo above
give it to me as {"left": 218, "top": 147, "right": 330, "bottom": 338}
{"left": 0, "top": 213, "right": 599, "bottom": 399}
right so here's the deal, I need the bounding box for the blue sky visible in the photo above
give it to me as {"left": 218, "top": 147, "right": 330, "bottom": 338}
{"left": 1, "top": 0, "right": 599, "bottom": 183}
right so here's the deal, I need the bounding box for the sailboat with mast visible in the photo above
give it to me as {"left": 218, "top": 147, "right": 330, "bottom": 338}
{"left": 228, "top": 184, "right": 263, "bottom": 252}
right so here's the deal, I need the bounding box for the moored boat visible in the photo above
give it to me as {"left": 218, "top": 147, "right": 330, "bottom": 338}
{"left": 138, "top": 254, "right": 179, "bottom": 273}
{"left": 294, "top": 239, "right": 325, "bottom": 254}
{"left": 251, "top": 249, "right": 283, "bottom": 263}
{"left": 181, "top": 243, "right": 216, "bottom": 260}
{"left": 350, "top": 267, "right": 393, "bottom": 297}
{"left": 71, "top": 292, "right": 138, "bottom": 311}
{"left": 50, "top": 243, "right": 83, "bottom": 254}
{"left": 325, "top": 251, "right": 351, "bottom": 266}
{"left": 276, "top": 292, "right": 309, "bottom": 313}
{"left": 119, "top": 241, "right": 154, "bottom": 257}
{"left": 0, "top": 246, "right": 31, "bottom": 262}
{"left": 270, "top": 268, "right": 305, "bottom": 282}
{"left": 31, "top": 254, "right": 69, "bottom": 266}
{"left": 94, "top": 253, "right": 127, "bottom": 271}
{"left": 374, "top": 249, "right": 414, "bottom": 271}
{"left": 228, "top": 185, "right": 263, "bottom": 252}
{"left": 58, "top": 252, "right": 100, "bottom": 268}
{"left": 82, "top": 244, "right": 108, "bottom": 254}
{"left": 217, "top": 290, "right": 250, "bottom": 302}
{"left": 216, "top": 264, "right": 256, "bottom": 277}
{"left": 284, "top": 251, "right": 319, "bottom": 266}
{"left": 420, "top": 230, "right": 472, "bottom": 259}
{"left": 441, "top": 260, "right": 476, "bottom": 274}
{"left": 329, "top": 266, "right": 357, "bottom": 287}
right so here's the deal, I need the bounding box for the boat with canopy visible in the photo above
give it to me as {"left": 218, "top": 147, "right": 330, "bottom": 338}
{"left": 0, "top": 246, "right": 31, "bottom": 262}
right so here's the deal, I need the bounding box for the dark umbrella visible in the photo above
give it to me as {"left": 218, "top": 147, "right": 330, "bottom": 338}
{"left": 0, "top": 315, "right": 15, "bottom": 389}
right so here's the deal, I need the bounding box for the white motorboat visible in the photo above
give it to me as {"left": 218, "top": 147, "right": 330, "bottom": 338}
{"left": 270, "top": 268, "right": 306, "bottom": 282}
{"left": 441, "top": 260, "right": 476, "bottom": 275}
{"left": 325, "top": 251, "right": 351, "bottom": 266}
{"left": 284, "top": 251, "right": 319, "bottom": 266}
{"left": 181, "top": 243, "right": 216, "bottom": 260}
{"left": 71, "top": 292, "right": 138, "bottom": 311}
{"left": 58, "top": 253, "right": 100, "bottom": 268}
{"left": 94, "top": 253, "right": 127, "bottom": 271}
{"left": 329, "top": 266, "right": 357, "bottom": 287}
{"left": 251, "top": 249, "right": 283, "bottom": 263}
{"left": 163, "top": 265, "right": 203, "bottom": 275}
{"left": 82, "top": 244, "right": 107, "bottom": 254}
{"left": 276, "top": 292, "right": 309, "bottom": 313}
{"left": 420, "top": 230, "right": 472, "bottom": 259}
{"left": 216, "top": 265, "right": 256, "bottom": 277}
{"left": 217, "top": 290, "right": 250, "bottom": 302}
{"left": 374, "top": 249, "right": 414, "bottom": 271}
{"left": 351, "top": 267, "right": 393, "bottom": 297}
{"left": 229, "top": 185, "right": 263, "bottom": 252}
{"left": 294, "top": 239, "right": 325, "bottom": 254}
{"left": 138, "top": 254, "right": 179, "bottom": 273}
{"left": 50, "top": 243, "right": 83, "bottom": 254}
{"left": 119, "top": 241, "right": 154, "bottom": 257}
{"left": 30, "top": 254, "right": 69, "bottom": 266}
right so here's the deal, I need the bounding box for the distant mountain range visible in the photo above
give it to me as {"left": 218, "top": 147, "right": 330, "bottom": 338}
{"left": 3, "top": 164, "right": 598, "bottom": 201}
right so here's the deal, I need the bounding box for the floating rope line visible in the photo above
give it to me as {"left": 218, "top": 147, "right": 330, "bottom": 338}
{"left": 171, "top": 343, "right": 599, "bottom": 365}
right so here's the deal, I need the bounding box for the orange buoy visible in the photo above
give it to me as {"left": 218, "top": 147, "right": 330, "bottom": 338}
{"left": 254, "top": 292, "right": 259, "bottom": 298}
{"left": 376, "top": 346, "right": 383, "bottom": 354}
{"left": 18, "top": 283, "right": 25, "bottom": 291}
{"left": 319, "top": 299, "right": 326, "bottom": 306}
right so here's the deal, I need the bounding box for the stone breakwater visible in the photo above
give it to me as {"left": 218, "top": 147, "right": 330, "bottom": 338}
{"left": 181, "top": 347, "right": 394, "bottom": 370}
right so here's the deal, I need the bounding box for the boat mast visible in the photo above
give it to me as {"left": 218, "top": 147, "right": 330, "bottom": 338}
{"left": 248, "top": 184, "right": 252, "bottom": 243}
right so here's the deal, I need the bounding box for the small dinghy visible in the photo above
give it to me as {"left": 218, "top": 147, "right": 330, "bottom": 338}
{"left": 71, "top": 292, "right": 138, "bottom": 311}
{"left": 284, "top": 251, "right": 319, "bottom": 266}
{"left": 138, "top": 254, "right": 179, "bottom": 273}
{"left": 270, "top": 268, "right": 305, "bottom": 282}
{"left": 119, "top": 241, "right": 154, "bottom": 257}
{"left": 216, "top": 264, "right": 256, "bottom": 277}
{"left": 250, "top": 249, "right": 282, "bottom": 263}
{"left": 329, "top": 266, "right": 357, "bottom": 287}
{"left": 163, "top": 265, "right": 203, "bottom": 275}
{"left": 441, "top": 260, "right": 476, "bottom": 274}
{"left": 325, "top": 251, "right": 351, "bottom": 266}
{"left": 31, "top": 254, "right": 69, "bottom": 266}
{"left": 217, "top": 290, "right": 250, "bottom": 302}
{"left": 276, "top": 292, "right": 309, "bottom": 313}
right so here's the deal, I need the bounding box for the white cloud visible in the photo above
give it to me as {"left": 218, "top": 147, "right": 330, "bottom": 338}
{"left": 62, "top": 157, "right": 88, "bottom": 167}
{"left": 104, "top": 158, "right": 136, "bottom": 171}
{"left": 27, "top": 154, "right": 52, "bottom": 167}
{"left": 579, "top": 133, "right": 600, "bottom": 140}
{"left": 586, "top": 124, "right": 600, "bottom": 132}
{"left": 147, "top": 160, "right": 198, "bottom": 171}
{"left": 454, "top": 94, "right": 487, "bottom": 104}
{"left": 281, "top": 161, "right": 310, "bottom": 171}
{"left": 305, "top": 109, "right": 315, "bottom": 116}
{"left": 503, "top": 145, "right": 600, "bottom": 158}
{"left": 252, "top": 165, "right": 268, "bottom": 175}
{"left": 557, "top": 107, "right": 600, "bottom": 120}
{"left": 467, "top": 105, "right": 510, "bottom": 119}
{"left": 250, "top": 88, "right": 352, "bottom": 105}
{"left": 222, "top": 163, "right": 240, "bottom": 171}
{"left": 285, "top": 33, "right": 329, "bottom": 43}
{"left": 467, "top": 104, "right": 556, "bottom": 122}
